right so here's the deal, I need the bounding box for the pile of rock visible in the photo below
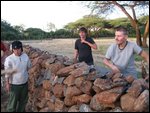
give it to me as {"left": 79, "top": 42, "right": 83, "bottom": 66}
{"left": 23, "top": 45, "right": 149, "bottom": 112}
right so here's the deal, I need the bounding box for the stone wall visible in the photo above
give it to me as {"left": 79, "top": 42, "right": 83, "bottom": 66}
{"left": 23, "top": 45, "right": 149, "bottom": 112}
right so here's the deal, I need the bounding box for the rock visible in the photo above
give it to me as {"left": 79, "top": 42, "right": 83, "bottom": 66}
{"left": 92, "top": 85, "right": 102, "bottom": 94}
{"left": 75, "top": 76, "right": 85, "bottom": 88}
{"left": 47, "top": 101, "right": 55, "bottom": 111}
{"left": 90, "top": 94, "right": 115, "bottom": 111}
{"left": 127, "top": 82, "right": 143, "bottom": 98}
{"left": 44, "top": 90, "right": 52, "bottom": 100}
{"left": 120, "top": 94, "right": 136, "bottom": 112}
{"left": 109, "top": 107, "right": 123, "bottom": 112}
{"left": 63, "top": 74, "right": 76, "bottom": 86}
{"left": 54, "top": 98, "right": 64, "bottom": 112}
{"left": 112, "top": 73, "right": 123, "bottom": 80}
{"left": 125, "top": 75, "right": 135, "bottom": 84}
{"left": 80, "top": 80, "right": 92, "bottom": 95}
{"left": 79, "top": 104, "right": 93, "bottom": 112}
{"left": 47, "top": 63, "right": 64, "bottom": 75}
{"left": 65, "top": 86, "right": 82, "bottom": 97}
{"left": 64, "top": 96, "right": 76, "bottom": 107}
{"left": 56, "top": 64, "right": 75, "bottom": 77}
{"left": 86, "top": 71, "right": 97, "bottom": 81}
{"left": 36, "top": 98, "right": 47, "bottom": 108}
{"left": 42, "top": 80, "right": 52, "bottom": 90}
{"left": 97, "top": 87, "right": 124, "bottom": 104}
{"left": 133, "top": 90, "right": 149, "bottom": 112}
{"left": 53, "top": 84, "right": 64, "bottom": 98}
{"left": 94, "top": 78, "right": 112, "bottom": 91}
{"left": 72, "top": 94, "right": 92, "bottom": 104}
{"left": 39, "top": 107, "right": 51, "bottom": 112}
{"left": 68, "top": 105, "right": 79, "bottom": 112}
{"left": 69, "top": 66, "right": 89, "bottom": 77}
{"left": 111, "top": 81, "right": 128, "bottom": 88}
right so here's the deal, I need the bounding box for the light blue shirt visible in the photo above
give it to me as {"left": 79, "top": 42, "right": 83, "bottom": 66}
{"left": 105, "top": 41, "right": 142, "bottom": 78}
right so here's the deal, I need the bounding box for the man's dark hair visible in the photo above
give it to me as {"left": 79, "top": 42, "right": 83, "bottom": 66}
{"left": 79, "top": 27, "right": 88, "bottom": 34}
{"left": 12, "top": 40, "right": 23, "bottom": 51}
{"left": 115, "top": 26, "right": 128, "bottom": 35}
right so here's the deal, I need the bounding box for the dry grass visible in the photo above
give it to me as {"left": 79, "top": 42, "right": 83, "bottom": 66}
{"left": 21, "top": 38, "right": 149, "bottom": 74}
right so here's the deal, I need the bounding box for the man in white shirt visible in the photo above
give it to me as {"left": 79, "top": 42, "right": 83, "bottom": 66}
{"left": 103, "top": 27, "right": 149, "bottom": 78}
{"left": 4, "top": 40, "right": 32, "bottom": 112}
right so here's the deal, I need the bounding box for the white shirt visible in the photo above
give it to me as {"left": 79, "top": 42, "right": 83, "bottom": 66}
{"left": 4, "top": 52, "right": 31, "bottom": 85}
{"left": 105, "top": 41, "right": 142, "bottom": 78}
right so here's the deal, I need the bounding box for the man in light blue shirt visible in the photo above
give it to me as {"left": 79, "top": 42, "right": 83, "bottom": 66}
{"left": 103, "top": 27, "right": 149, "bottom": 78}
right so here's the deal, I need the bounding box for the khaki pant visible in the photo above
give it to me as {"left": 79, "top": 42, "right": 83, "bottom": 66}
{"left": 7, "top": 82, "right": 28, "bottom": 112}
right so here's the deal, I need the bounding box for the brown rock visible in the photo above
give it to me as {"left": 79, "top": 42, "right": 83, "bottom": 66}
{"left": 65, "top": 86, "right": 82, "bottom": 97}
{"left": 120, "top": 94, "right": 136, "bottom": 112}
{"left": 68, "top": 105, "right": 79, "bottom": 112}
{"left": 90, "top": 94, "right": 115, "bottom": 111}
{"left": 125, "top": 75, "right": 135, "bottom": 83}
{"left": 63, "top": 74, "right": 76, "bottom": 86}
{"left": 112, "top": 72, "right": 122, "bottom": 80}
{"left": 39, "top": 107, "right": 51, "bottom": 112}
{"left": 69, "top": 66, "right": 89, "bottom": 77}
{"left": 94, "top": 78, "right": 112, "bottom": 90}
{"left": 56, "top": 64, "right": 75, "bottom": 77}
{"left": 74, "top": 76, "right": 85, "bottom": 88}
{"left": 92, "top": 85, "right": 102, "bottom": 94}
{"left": 127, "top": 82, "right": 143, "bottom": 98}
{"left": 133, "top": 90, "right": 149, "bottom": 112}
{"left": 54, "top": 98, "right": 64, "bottom": 112}
{"left": 36, "top": 98, "right": 47, "bottom": 108}
{"left": 80, "top": 80, "right": 92, "bottom": 95}
{"left": 47, "top": 101, "right": 55, "bottom": 111}
{"left": 42, "top": 80, "right": 52, "bottom": 90}
{"left": 72, "top": 94, "right": 92, "bottom": 104}
{"left": 47, "top": 63, "right": 64, "bottom": 75}
{"left": 53, "top": 84, "right": 64, "bottom": 98}
{"left": 44, "top": 90, "right": 52, "bottom": 100}
{"left": 97, "top": 87, "right": 124, "bottom": 104}
{"left": 64, "top": 96, "right": 76, "bottom": 107}
{"left": 86, "top": 71, "right": 96, "bottom": 81}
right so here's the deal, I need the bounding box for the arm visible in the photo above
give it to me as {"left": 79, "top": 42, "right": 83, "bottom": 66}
{"left": 81, "top": 39, "right": 97, "bottom": 50}
{"left": 4, "top": 58, "right": 12, "bottom": 93}
{"left": 139, "top": 50, "right": 149, "bottom": 65}
{"left": 74, "top": 49, "right": 79, "bottom": 64}
{"left": 103, "top": 58, "right": 120, "bottom": 74}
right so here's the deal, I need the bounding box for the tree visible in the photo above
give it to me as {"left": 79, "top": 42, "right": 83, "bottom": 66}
{"left": 86, "top": 1, "right": 149, "bottom": 47}
{"left": 13, "top": 24, "right": 25, "bottom": 33}
{"left": 47, "top": 22, "right": 56, "bottom": 32}
{"left": 65, "top": 15, "right": 108, "bottom": 38}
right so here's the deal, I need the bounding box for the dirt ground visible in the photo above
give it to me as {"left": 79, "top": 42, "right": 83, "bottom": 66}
{"left": 1, "top": 38, "right": 149, "bottom": 112}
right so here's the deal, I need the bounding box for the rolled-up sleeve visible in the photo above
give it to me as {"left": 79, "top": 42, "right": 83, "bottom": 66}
{"left": 133, "top": 43, "right": 142, "bottom": 55}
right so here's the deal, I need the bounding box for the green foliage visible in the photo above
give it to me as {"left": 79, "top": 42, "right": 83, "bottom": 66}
{"left": 1, "top": 14, "right": 148, "bottom": 40}
{"left": 1, "top": 20, "right": 21, "bottom": 40}
{"left": 54, "top": 29, "right": 72, "bottom": 38}
{"left": 24, "top": 28, "right": 47, "bottom": 40}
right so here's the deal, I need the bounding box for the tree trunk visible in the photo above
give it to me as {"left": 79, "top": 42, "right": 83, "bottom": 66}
{"left": 142, "top": 19, "right": 149, "bottom": 48}
{"left": 135, "top": 23, "right": 142, "bottom": 46}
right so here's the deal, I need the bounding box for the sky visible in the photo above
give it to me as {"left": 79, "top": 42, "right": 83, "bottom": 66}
{"left": 1, "top": 1, "right": 127, "bottom": 31}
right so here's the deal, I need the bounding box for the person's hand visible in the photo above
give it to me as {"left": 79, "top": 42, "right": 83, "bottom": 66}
{"left": 6, "top": 82, "right": 10, "bottom": 93}
{"left": 81, "top": 38, "right": 87, "bottom": 44}
{"left": 73, "top": 58, "right": 77, "bottom": 64}
{"left": 111, "top": 65, "right": 120, "bottom": 74}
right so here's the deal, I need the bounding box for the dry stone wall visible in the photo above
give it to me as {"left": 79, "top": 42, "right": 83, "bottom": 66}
{"left": 23, "top": 45, "right": 149, "bottom": 112}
